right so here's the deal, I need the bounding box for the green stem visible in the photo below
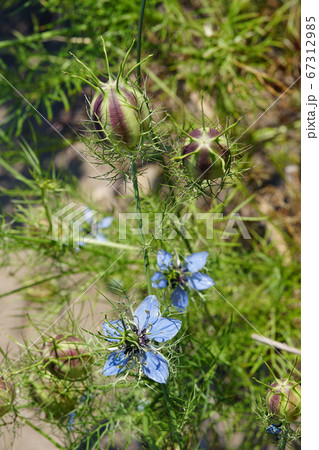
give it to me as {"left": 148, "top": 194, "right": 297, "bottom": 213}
{"left": 173, "top": 219, "right": 193, "bottom": 253}
{"left": 136, "top": 0, "right": 147, "bottom": 85}
{"left": 200, "top": 91, "right": 205, "bottom": 130}
{"left": 166, "top": 169, "right": 193, "bottom": 253}
{"left": 135, "top": 0, "right": 154, "bottom": 295}
{"left": 130, "top": 157, "right": 152, "bottom": 295}
{"left": 281, "top": 427, "right": 289, "bottom": 450}
{"left": 5, "top": 233, "right": 137, "bottom": 251}
{"left": 41, "top": 188, "right": 52, "bottom": 229}
{"left": 0, "top": 270, "right": 81, "bottom": 299}
{"left": 161, "top": 385, "right": 184, "bottom": 450}
{"left": 17, "top": 415, "right": 65, "bottom": 449}
{"left": 85, "top": 239, "right": 138, "bottom": 250}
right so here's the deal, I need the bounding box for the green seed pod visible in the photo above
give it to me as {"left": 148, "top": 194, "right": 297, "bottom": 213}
{"left": 266, "top": 379, "right": 301, "bottom": 422}
{"left": 181, "top": 127, "right": 230, "bottom": 181}
{"left": 0, "top": 377, "right": 15, "bottom": 417}
{"left": 90, "top": 80, "right": 151, "bottom": 151}
{"left": 43, "top": 334, "right": 92, "bottom": 381}
{"left": 30, "top": 375, "right": 81, "bottom": 418}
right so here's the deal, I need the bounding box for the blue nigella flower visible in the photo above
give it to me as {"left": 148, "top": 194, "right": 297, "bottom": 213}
{"left": 66, "top": 394, "right": 88, "bottom": 431}
{"left": 76, "top": 208, "right": 113, "bottom": 250}
{"left": 83, "top": 207, "right": 113, "bottom": 243}
{"left": 266, "top": 424, "right": 282, "bottom": 436}
{"left": 102, "top": 295, "right": 181, "bottom": 384}
{"left": 151, "top": 250, "right": 214, "bottom": 309}
{"left": 67, "top": 411, "right": 76, "bottom": 431}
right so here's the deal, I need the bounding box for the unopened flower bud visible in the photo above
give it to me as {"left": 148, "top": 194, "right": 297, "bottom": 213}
{"left": 30, "top": 375, "right": 81, "bottom": 418}
{"left": 181, "top": 127, "right": 229, "bottom": 181}
{"left": 266, "top": 379, "right": 301, "bottom": 422}
{"left": 0, "top": 377, "right": 15, "bottom": 417}
{"left": 43, "top": 335, "right": 92, "bottom": 380}
{"left": 90, "top": 80, "right": 151, "bottom": 151}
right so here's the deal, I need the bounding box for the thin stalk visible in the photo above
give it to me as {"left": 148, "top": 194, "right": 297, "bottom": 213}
{"left": 136, "top": 0, "right": 147, "bottom": 85}
{"left": 0, "top": 270, "right": 81, "bottom": 299}
{"left": 200, "top": 91, "right": 205, "bottom": 130}
{"left": 132, "top": 0, "right": 153, "bottom": 294}
{"left": 281, "top": 427, "right": 289, "bottom": 450}
{"left": 173, "top": 222, "right": 193, "bottom": 253}
{"left": 5, "top": 233, "right": 137, "bottom": 251}
{"left": 165, "top": 168, "right": 193, "bottom": 253}
{"left": 130, "top": 157, "right": 152, "bottom": 294}
{"left": 85, "top": 239, "right": 138, "bottom": 251}
{"left": 161, "top": 385, "right": 184, "bottom": 450}
{"left": 134, "top": 0, "right": 153, "bottom": 295}
{"left": 41, "top": 188, "right": 52, "bottom": 229}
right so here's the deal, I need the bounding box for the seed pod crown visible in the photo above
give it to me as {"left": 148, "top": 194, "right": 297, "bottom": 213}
{"left": 181, "top": 127, "right": 230, "bottom": 181}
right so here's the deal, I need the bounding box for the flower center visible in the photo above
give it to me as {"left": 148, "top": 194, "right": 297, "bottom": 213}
{"left": 123, "top": 324, "right": 150, "bottom": 355}
{"left": 164, "top": 265, "right": 187, "bottom": 288}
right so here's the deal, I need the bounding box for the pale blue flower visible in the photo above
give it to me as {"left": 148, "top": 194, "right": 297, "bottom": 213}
{"left": 66, "top": 393, "right": 88, "bottom": 431}
{"left": 67, "top": 412, "right": 76, "bottom": 431}
{"left": 151, "top": 250, "right": 214, "bottom": 309}
{"left": 266, "top": 424, "right": 282, "bottom": 436}
{"left": 102, "top": 296, "right": 181, "bottom": 384}
{"left": 75, "top": 208, "right": 113, "bottom": 250}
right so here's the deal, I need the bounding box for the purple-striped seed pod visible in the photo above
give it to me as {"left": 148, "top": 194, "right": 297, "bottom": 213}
{"left": 181, "top": 127, "right": 230, "bottom": 181}
{"left": 90, "top": 80, "right": 151, "bottom": 151}
{"left": 0, "top": 377, "right": 15, "bottom": 417}
{"left": 266, "top": 379, "right": 301, "bottom": 422}
{"left": 43, "top": 335, "right": 92, "bottom": 381}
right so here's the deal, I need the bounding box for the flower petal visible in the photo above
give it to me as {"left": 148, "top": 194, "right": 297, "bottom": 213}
{"left": 74, "top": 241, "right": 85, "bottom": 252}
{"left": 102, "top": 350, "right": 130, "bottom": 376}
{"left": 185, "top": 251, "right": 209, "bottom": 273}
{"left": 134, "top": 295, "right": 160, "bottom": 331}
{"left": 67, "top": 412, "right": 76, "bottom": 431}
{"left": 102, "top": 320, "right": 124, "bottom": 342}
{"left": 157, "top": 249, "right": 173, "bottom": 271}
{"left": 148, "top": 317, "right": 182, "bottom": 342}
{"left": 188, "top": 272, "right": 215, "bottom": 290}
{"left": 151, "top": 271, "right": 168, "bottom": 289}
{"left": 95, "top": 232, "right": 107, "bottom": 242}
{"left": 83, "top": 207, "right": 94, "bottom": 224}
{"left": 171, "top": 286, "right": 189, "bottom": 309}
{"left": 142, "top": 350, "right": 169, "bottom": 383}
{"left": 98, "top": 216, "right": 113, "bottom": 229}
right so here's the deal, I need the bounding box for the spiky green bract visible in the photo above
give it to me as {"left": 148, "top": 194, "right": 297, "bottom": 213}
{"left": 0, "top": 377, "right": 15, "bottom": 417}
{"left": 266, "top": 379, "right": 301, "bottom": 423}
{"left": 30, "top": 374, "right": 84, "bottom": 419}
{"left": 90, "top": 79, "right": 151, "bottom": 152}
